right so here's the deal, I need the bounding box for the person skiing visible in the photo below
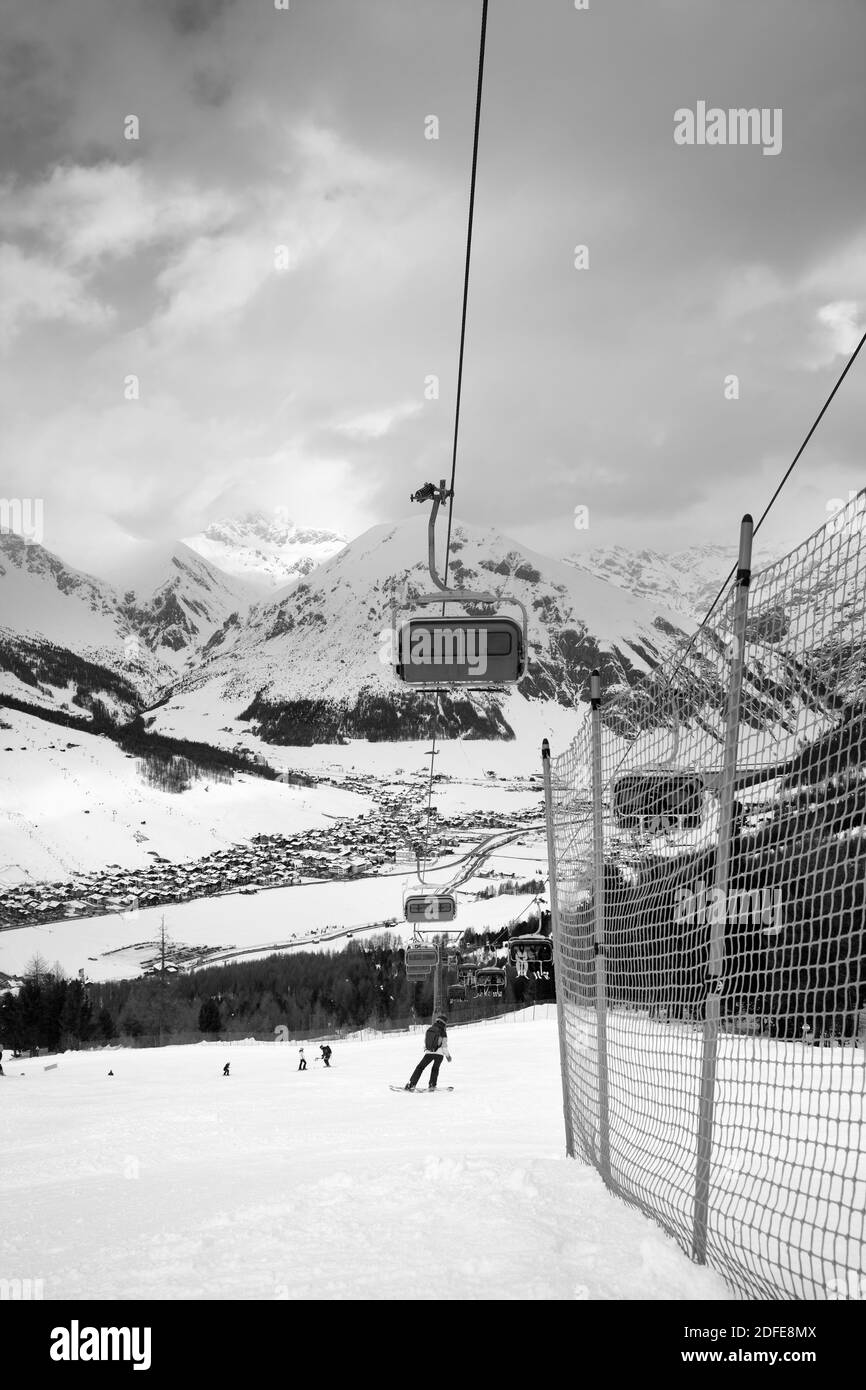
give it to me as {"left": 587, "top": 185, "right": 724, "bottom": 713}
{"left": 320, "top": 1045, "right": 332, "bottom": 1068}
{"left": 223, "top": 1062, "right": 230, "bottom": 1077}
{"left": 298, "top": 1048, "right": 307, "bottom": 1071}
{"left": 405, "top": 1015, "right": 451, "bottom": 1091}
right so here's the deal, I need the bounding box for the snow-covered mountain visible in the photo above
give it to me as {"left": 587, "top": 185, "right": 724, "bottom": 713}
{"left": 0, "top": 532, "right": 163, "bottom": 714}
{"left": 148, "top": 517, "right": 688, "bottom": 745}
{"left": 564, "top": 543, "right": 779, "bottom": 620}
{"left": 126, "top": 544, "right": 258, "bottom": 672}
{"left": 0, "top": 534, "right": 257, "bottom": 716}
{"left": 184, "top": 508, "right": 347, "bottom": 592}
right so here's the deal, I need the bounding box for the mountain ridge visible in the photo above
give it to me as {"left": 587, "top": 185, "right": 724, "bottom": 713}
{"left": 184, "top": 507, "right": 347, "bottom": 592}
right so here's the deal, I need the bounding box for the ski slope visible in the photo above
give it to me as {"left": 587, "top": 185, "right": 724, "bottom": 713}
{"left": 0, "top": 1011, "right": 731, "bottom": 1301}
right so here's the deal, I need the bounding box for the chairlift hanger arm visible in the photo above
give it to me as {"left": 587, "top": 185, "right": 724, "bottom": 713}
{"left": 411, "top": 478, "right": 453, "bottom": 592}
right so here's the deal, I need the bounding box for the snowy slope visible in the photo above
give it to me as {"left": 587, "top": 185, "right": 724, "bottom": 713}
{"left": 0, "top": 1013, "right": 732, "bottom": 1301}
{"left": 0, "top": 535, "right": 260, "bottom": 713}
{"left": 0, "top": 532, "right": 134, "bottom": 655}
{"left": 0, "top": 531, "right": 168, "bottom": 709}
{"left": 564, "top": 542, "right": 778, "bottom": 620}
{"left": 184, "top": 507, "right": 347, "bottom": 592}
{"left": 0, "top": 707, "right": 371, "bottom": 884}
{"left": 150, "top": 516, "right": 688, "bottom": 744}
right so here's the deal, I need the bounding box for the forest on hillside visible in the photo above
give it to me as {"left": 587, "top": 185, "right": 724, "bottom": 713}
{"left": 0, "top": 929, "right": 537, "bottom": 1052}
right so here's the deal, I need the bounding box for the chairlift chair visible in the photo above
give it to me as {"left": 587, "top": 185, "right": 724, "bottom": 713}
{"left": 404, "top": 944, "right": 440, "bottom": 981}
{"left": 474, "top": 966, "right": 507, "bottom": 998}
{"left": 393, "top": 481, "right": 529, "bottom": 690}
{"left": 403, "top": 890, "right": 458, "bottom": 923}
{"left": 507, "top": 934, "right": 553, "bottom": 969}
{"left": 609, "top": 709, "right": 706, "bottom": 834}
{"left": 610, "top": 770, "right": 705, "bottom": 833}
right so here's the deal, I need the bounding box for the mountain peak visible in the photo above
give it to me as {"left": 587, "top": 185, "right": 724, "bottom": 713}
{"left": 184, "top": 508, "right": 348, "bottom": 590}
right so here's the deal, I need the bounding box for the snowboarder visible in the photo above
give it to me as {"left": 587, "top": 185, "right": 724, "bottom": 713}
{"left": 223, "top": 1062, "right": 230, "bottom": 1076}
{"left": 298, "top": 1048, "right": 307, "bottom": 1071}
{"left": 405, "top": 1015, "right": 451, "bottom": 1091}
{"left": 320, "top": 1045, "right": 332, "bottom": 1068}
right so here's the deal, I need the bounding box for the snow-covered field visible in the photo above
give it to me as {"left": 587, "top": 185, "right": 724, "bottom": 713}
{"left": 0, "top": 710, "right": 373, "bottom": 881}
{"left": 0, "top": 1011, "right": 732, "bottom": 1301}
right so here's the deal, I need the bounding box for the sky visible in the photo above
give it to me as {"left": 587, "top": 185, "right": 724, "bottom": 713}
{"left": 1, "top": 0, "right": 865, "bottom": 582}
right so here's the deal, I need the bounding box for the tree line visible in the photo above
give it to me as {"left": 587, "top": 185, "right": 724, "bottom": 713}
{"left": 0, "top": 928, "right": 536, "bottom": 1051}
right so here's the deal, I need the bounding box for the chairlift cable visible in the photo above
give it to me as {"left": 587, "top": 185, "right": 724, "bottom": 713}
{"left": 442, "top": 0, "right": 489, "bottom": 584}
{"left": 662, "top": 324, "right": 866, "bottom": 692}
{"left": 422, "top": 0, "right": 490, "bottom": 869}
{"left": 584, "top": 323, "right": 866, "bottom": 855}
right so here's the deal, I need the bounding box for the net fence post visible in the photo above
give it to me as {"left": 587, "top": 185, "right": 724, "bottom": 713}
{"left": 542, "top": 737, "right": 575, "bottom": 1158}
{"left": 590, "top": 670, "right": 611, "bottom": 1186}
{"left": 693, "top": 513, "right": 753, "bottom": 1265}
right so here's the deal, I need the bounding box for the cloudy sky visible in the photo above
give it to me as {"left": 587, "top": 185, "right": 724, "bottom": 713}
{"left": 1, "top": 0, "right": 865, "bottom": 582}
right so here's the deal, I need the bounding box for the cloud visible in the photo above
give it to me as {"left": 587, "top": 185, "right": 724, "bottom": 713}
{"left": 0, "top": 243, "right": 112, "bottom": 347}
{"left": 1, "top": 0, "right": 865, "bottom": 576}
{"left": 335, "top": 402, "right": 423, "bottom": 440}
{"left": 812, "top": 301, "right": 864, "bottom": 366}
{"left": 164, "top": 0, "right": 237, "bottom": 37}
{"left": 0, "top": 162, "right": 234, "bottom": 269}
{"left": 152, "top": 231, "right": 275, "bottom": 336}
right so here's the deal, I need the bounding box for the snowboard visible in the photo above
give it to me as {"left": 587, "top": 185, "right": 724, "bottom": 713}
{"left": 389, "top": 1085, "right": 454, "bottom": 1093}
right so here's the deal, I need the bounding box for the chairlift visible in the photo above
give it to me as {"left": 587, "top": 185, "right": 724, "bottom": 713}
{"left": 457, "top": 961, "right": 479, "bottom": 987}
{"left": 404, "top": 943, "right": 439, "bottom": 981}
{"left": 447, "top": 984, "right": 467, "bottom": 1005}
{"left": 393, "top": 481, "right": 529, "bottom": 689}
{"left": 403, "top": 891, "right": 458, "bottom": 923}
{"left": 507, "top": 934, "right": 553, "bottom": 971}
{"left": 610, "top": 770, "right": 705, "bottom": 833}
{"left": 475, "top": 966, "right": 507, "bottom": 998}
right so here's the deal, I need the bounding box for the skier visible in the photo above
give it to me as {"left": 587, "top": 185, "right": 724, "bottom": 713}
{"left": 320, "top": 1045, "right": 332, "bottom": 1068}
{"left": 405, "top": 1015, "right": 451, "bottom": 1091}
{"left": 223, "top": 1062, "right": 230, "bottom": 1077}
{"left": 298, "top": 1048, "right": 307, "bottom": 1071}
